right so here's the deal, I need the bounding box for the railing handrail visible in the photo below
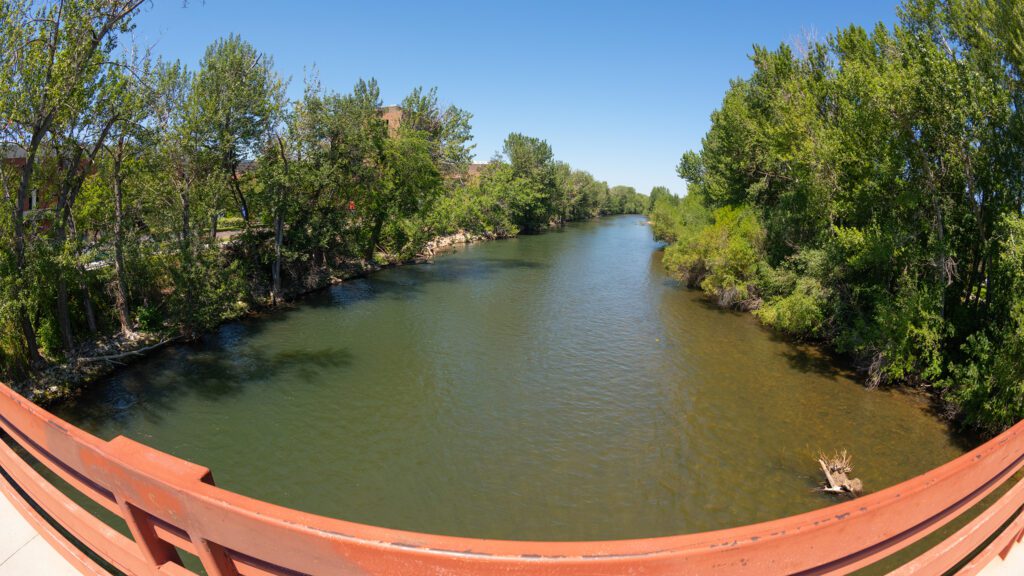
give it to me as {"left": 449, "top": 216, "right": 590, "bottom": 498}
{"left": 1, "top": 379, "right": 1023, "bottom": 575}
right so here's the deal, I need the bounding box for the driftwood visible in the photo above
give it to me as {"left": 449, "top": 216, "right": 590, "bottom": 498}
{"left": 75, "top": 337, "right": 179, "bottom": 366}
{"left": 817, "top": 449, "right": 863, "bottom": 497}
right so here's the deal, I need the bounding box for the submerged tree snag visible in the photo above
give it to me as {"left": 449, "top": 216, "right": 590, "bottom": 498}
{"left": 817, "top": 449, "right": 863, "bottom": 497}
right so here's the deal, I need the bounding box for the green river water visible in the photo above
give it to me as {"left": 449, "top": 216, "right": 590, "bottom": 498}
{"left": 56, "top": 215, "right": 967, "bottom": 542}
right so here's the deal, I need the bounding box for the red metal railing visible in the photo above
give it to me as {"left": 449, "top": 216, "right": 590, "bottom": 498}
{"left": 2, "top": 380, "right": 1023, "bottom": 576}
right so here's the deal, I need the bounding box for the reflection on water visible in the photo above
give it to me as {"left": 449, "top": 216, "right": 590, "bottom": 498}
{"left": 56, "top": 215, "right": 967, "bottom": 540}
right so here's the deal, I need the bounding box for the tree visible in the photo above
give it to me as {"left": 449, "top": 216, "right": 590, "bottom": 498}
{"left": 99, "top": 56, "right": 159, "bottom": 336}
{"left": 648, "top": 186, "right": 672, "bottom": 211}
{"left": 503, "top": 133, "right": 556, "bottom": 230}
{"left": 0, "top": 14, "right": 639, "bottom": 384}
{"left": 189, "top": 34, "right": 286, "bottom": 234}
{"left": 378, "top": 130, "right": 442, "bottom": 258}
{"left": 0, "top": 0, "right": 145, "bottom": 366}
{"left": 399, "top": 86, "right": 474, "bottom": 175}
{"left": 148, "top": 60, "right": 238, "bottom": 335}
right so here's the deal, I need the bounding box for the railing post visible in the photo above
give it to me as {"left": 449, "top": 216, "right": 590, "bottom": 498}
{"left": 1003, "top": 525, "right": 1024, "bottom": 559}
{"left": 106, "top": 436, "right": 220, "bottom": 574}
{"left": 193, "top": 537, "right": 239, "bottom": 576}
{"left": 117, "top": 496, "right": 182, "bottom": 572}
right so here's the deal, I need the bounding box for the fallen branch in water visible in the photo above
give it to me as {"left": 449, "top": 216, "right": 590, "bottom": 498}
{"left": 817, "top": 449, "right": 863, "bottom": 497}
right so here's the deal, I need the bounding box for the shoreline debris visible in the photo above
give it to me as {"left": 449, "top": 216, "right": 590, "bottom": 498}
{"left": 817, "top": 449, "right": 863, "bottom": 497}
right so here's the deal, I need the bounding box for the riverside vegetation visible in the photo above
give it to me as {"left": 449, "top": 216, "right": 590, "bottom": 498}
{"left": 650, "top": 0, "right": 1024, "bottom": 435}
{"left": 0, "top": 1, "right": 647, "bottom": 389}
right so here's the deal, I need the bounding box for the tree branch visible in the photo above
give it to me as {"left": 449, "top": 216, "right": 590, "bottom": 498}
{"left": 76, "top": 337, "right": 179, "bottom": 365}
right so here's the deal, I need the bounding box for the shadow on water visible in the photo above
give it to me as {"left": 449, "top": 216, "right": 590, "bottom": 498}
{"left": 914, "top": 392, "right": 982, "bottom": 452}
{"left": 62, "top": 342, "right": 353, "bottom": 431}
{"left": 60, "top": 254, "right": 544, "bottom": 432}
{"left": 659, "top": 276, "right": 751, "bottom": 319}
{"left": 304, "top": 256, "right": 548, "bottom": 310}
{"left": 657, "top": 267, "right": 857, "bottom": 382}
{"left": 778, "top": 346, "right": 853, "bottom": 380}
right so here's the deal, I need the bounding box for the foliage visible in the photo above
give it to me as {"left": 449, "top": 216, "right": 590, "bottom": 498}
{"left": 654, "top": 0, "right": 1024, "bottom": 433}
{"left": 755, "top": 276, "right": 827, "bottom": 336}
{"left": 942, "top": 215, "right": 1024, "bottom": 434}
{"left": 663, "top": 205, "right": 765, "bottom": 306}
{"left": 0, "top": 1, "right": 642, "bottom": 383}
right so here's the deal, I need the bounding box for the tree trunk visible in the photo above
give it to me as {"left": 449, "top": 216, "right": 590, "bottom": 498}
{"left": 18, "top": 311, "right": 42, "bottom": 369}
{"left": 51, "top": 120, "right": 113, "bottom": 357}
{"left": 80, "top": 280, "right": 97, "bottom": 335}
{"left": 180, "top": 190, "right": 191, "bottom": 246}
{"left": 272, "top": 211, "right": 283, "bottom": 304}
{"left": 271, "top": 136, "right": 290, "bottom": 304}
{"left": 177, "top": 186, "right": 196, "bottom": 335}
{"left": 52, "top": 221, "right": 76, "bottom": 356}
{"left": 12, "top": 126, "right": 49, "bottom": 368}
{"left": 112, "top": 151, "right": 133, "bottom": 335}
{"left": 230, "top": 168, "right": 250, "bottom": 223}
{"left": 365, "top": 214, "right": 385, "bottom": 263}
{"left": 56, "top": 278, "right": 74, "bottom": 353}
{"left": 65, "top": 200, "right": 99, "bottom": 338}
{"left": 52, "top": 176, "right": 84, "bottom": 356}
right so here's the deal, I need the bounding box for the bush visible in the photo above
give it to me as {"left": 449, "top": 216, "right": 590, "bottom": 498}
{"left": 659, "top": 205, "right": 765, "bottom": 305}
{"left": 756, "top": 277, "right": 827, "bottom": 336}
{"left": 872, "top": 275, "right": 948, "bottom": 386}
{"left": 218, "top": 216, "right": 245, "bottom": 231}
{"left": 943, "top": 322, "right": 1024, "bottom": 434}
{"left": 136, "top": 305, "right": 164, "bottom": 331}
{"left": 939, "top": 216, "right": 1024, "bottom": 432}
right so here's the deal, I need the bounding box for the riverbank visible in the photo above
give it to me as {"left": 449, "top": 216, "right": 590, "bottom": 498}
{"left": 647, "top": 236, "right": 964, "bottom": 429}
{"left": 15, "top": 224, "right": 540, "bottom": 405}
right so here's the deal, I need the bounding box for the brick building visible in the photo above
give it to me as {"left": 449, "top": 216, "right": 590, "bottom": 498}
{"left": 379, "top": 105, "right": 403, "bottom": 136}
{"left": 1, "top": 146, "right": 57, "bottom": 217}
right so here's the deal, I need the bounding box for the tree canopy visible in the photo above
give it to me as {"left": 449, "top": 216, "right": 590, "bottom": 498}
{"left": 651, "top": 0, "right": 1024, "bottom": 434}
{"left": 0, "top": 1, "right": 642, "bottom": 387}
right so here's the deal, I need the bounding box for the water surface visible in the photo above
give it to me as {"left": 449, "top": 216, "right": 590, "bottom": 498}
{"left": 57, "top": 215, "right": 965, "bottom": 540}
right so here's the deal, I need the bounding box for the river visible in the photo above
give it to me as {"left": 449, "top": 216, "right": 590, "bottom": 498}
{"left": 56, "top": 215, "right": 966, "bottom": 541}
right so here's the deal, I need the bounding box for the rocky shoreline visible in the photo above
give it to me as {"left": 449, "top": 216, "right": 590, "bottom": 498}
{"left": 415, "top": 229, "right": 512, "bottom": 261}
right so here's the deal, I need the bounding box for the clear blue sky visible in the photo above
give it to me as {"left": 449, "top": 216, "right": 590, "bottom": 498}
{"left": 130, "top": 1, "right": 899, "bottom": 196}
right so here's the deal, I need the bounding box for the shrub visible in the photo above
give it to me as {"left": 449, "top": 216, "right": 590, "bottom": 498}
{"left": 756, "top": 277, "right": 827, "bottom": 336}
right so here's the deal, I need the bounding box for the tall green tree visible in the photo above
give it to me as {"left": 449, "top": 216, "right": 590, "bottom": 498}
{"left": 400, "top": 86, "right": 474, "bottom": 175}
{"left": 0, "top": 0, "right": 144, "bottom": 366}
{"left": 189, "top": 34, "right": 287, "bottom": 233}
{"left": 503, "top": 133, "right": 556, "bottom": 230}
